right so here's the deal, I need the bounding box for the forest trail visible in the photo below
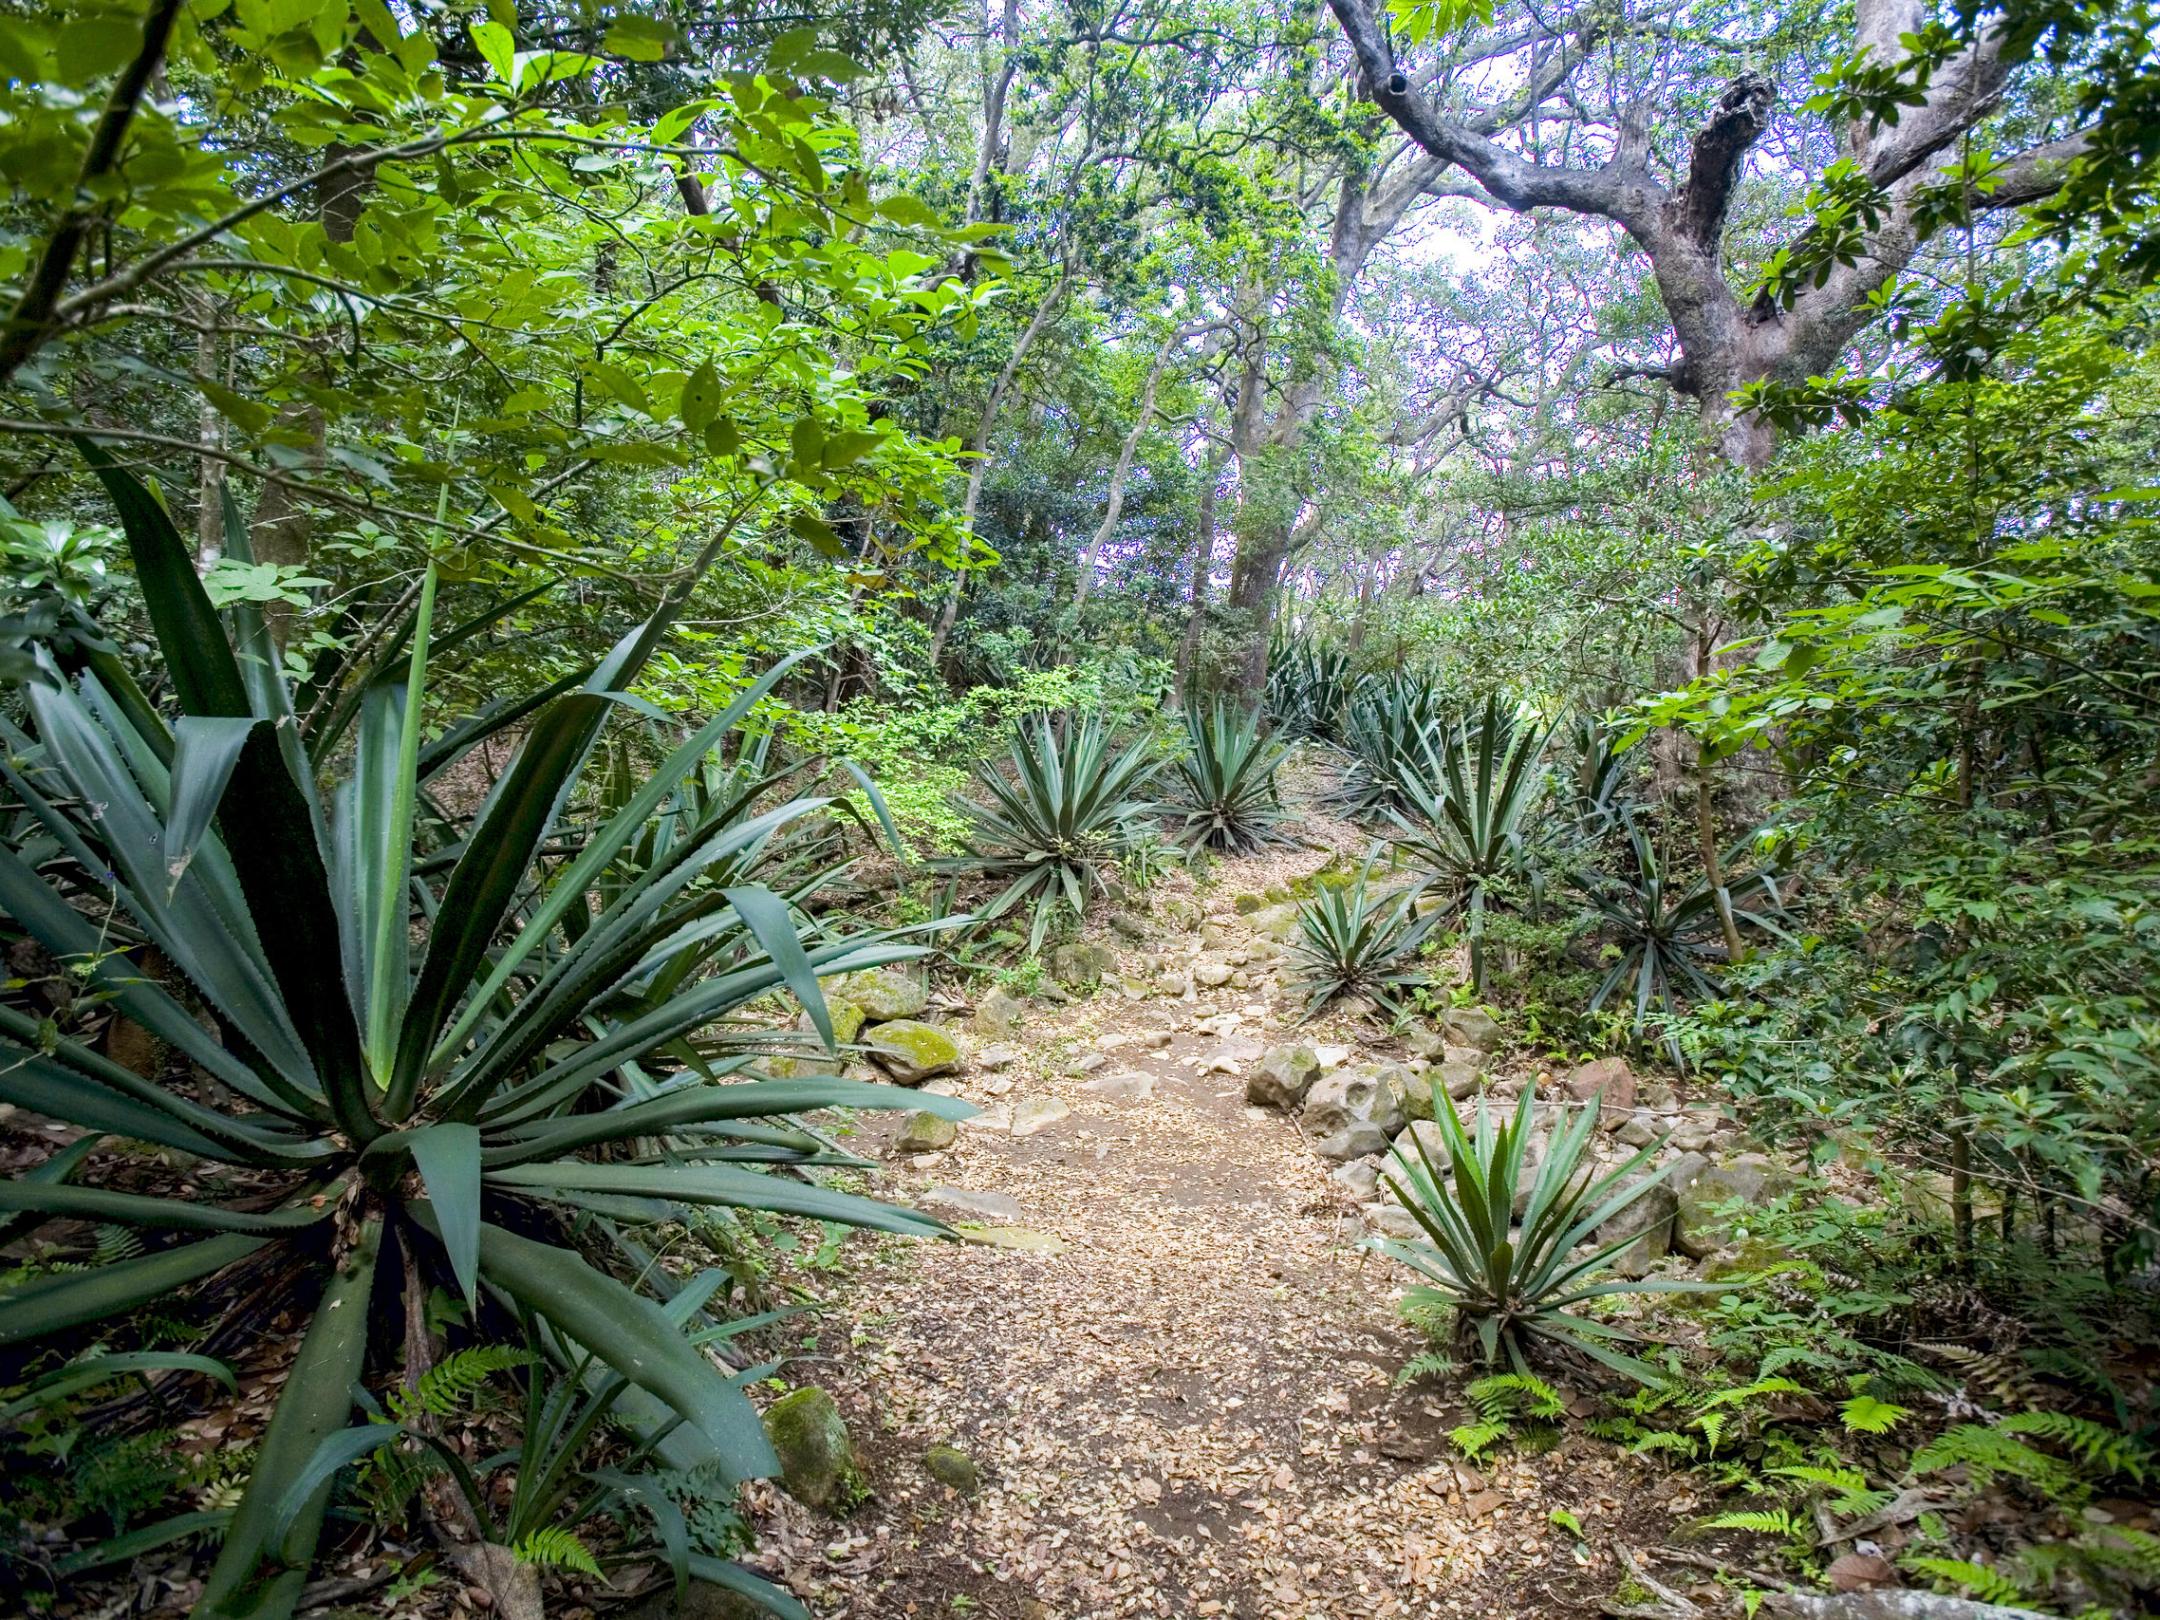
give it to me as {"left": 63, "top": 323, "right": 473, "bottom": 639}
{"left": 745, "top": 841, "right": 1676, "bottom": 1620}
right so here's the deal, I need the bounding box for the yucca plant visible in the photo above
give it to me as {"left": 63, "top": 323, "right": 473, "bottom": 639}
{"left": 1286, "top": 864, "right": 1442, "bottom": 1017}
{"left": 1171, "top": 701, "right": 1293, "bottom": 853}
{"left": 1326, "top": 674, "right": 1448, "bottom": 820}
{"left": 1582, "top": 817, "right": 1787, "bottom": 1062}
{"left": 0, "top": 455, "right": 961, "bottom": 1620}
{"left": 1388, "top": 693, "right": 1553, "bottom": 990}
{"left": 1379, "top": 1083, "right": 1712, "bottom": 1382}
{"left": 936, "top": 714, "right": 1161, "bottom": 953}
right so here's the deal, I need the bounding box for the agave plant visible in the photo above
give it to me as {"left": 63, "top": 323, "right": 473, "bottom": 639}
{"left": 1326, "top": 674, "right": 1449, "bottom": 819}
{"left": 936, "top": 714, "right": 1161, "bottom": 953}
{"left": 1171, "top": 701, "right": 1293, "bottom": 853}
{"left": 1389, "top": 693, "right": 1553, "bottom": 990}
{"left": 1565, "top": 711, "right": 1636, "bottom": 842}
{"left": 0, "top": 456, "right": 960, "bottom": 1620}
{"left": 1582, "top": 817, "right": 1787, "bottom": 1061}
{"left": 1264, "top": 637, "right": 1356, "bottom": 740}
{"left": 1379, "top": 1084, "right": 1711, "bottom": 1381}
{"left": 1286, "top": 864, "right": 1442, "bottom": 1018}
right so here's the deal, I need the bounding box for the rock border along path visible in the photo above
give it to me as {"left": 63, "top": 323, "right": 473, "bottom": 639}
{"left": 736, "top": 839, "right": 1691, "bottom": 1620}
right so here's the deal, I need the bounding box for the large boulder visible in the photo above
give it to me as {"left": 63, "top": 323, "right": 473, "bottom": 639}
{"left": 1441, "top": 1006, "right": 1503, "bottom": 1052}
{"left": 763, "top": 1387, "right": 860, "bottom": 1511}
{"left": 831, "top": 964, "right": 929, "bottom": 1022}
{"left": 1435, "top": 1059, "right": 1483, "bottom": 1103}
{"left": 971, "top": 986, "right": 1026, "bottom": 1040}
{"left": 1592, "top": 1171, "right": 1679, "bottom": 1279}
{"left": 1049, "top": 940, "right": 1118, "bottom": 988}
{"left": 863, "top": 1019, "right": 962, "bottom": 1084}
{"left": 1563, "top": 1056, "right": 1637, "bottom": 1117}
{"left": 1246, "top": 1043, "right": 1322, "bottom": 1110}
{"left": 1303, "top": 1066, "right": 1407, "bottom": 1161}
{"left": 1673, "top": 1151, "right": 1795, "bottom": 1259}
{"left": 1377, "top": 1061, "right": 1436, "bottom": 1123}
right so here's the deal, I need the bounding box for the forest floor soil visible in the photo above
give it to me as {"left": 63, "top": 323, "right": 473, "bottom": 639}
{"left": 740, "top": 837, "right": 1699, "bottom": 1620}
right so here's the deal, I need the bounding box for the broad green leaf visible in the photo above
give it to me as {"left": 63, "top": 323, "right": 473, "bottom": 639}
{"left": 404, "top": 1122, "right": 481, "bottom": 1304}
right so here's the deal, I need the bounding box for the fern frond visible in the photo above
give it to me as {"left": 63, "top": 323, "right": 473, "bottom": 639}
{"left": 390, "top": 1345, "right": 536, "bottom": 1422}
{"left": 1701, "top": 1376, "right": 1808, "bottom": 1410}
{"left": 1467, "top": 1372, "right": 1562, "bottom": 1420}
{"left": 513, "top": 1527, "right": 602, "bottom": 1577}
{"left": 1701, "top": 1508, "right": 1804, "bottom": 1539}
{"left": 1450, "top": 1420, "right": 1507, "bottom": 1461}
{"left": 1903, "top": 1555, "right": 2028, "bottom": 1608}
{"left": 1396, "top": 1351, "right": 1455, "bottom": 1388}
{"left": 1998, "top": 1410, "right": 2151, "bottom": 1484}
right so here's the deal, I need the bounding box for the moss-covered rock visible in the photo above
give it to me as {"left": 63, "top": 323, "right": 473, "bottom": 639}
{"left": 1048, "top": 940, "right": 1117, "bottom": 987}
{"left": 763, "top": 1386, "right": 861, "bottom": 1512}
{"left": 896, "top": 1110, "right": 960, "bottom": 1154}
{"left": 864, "top": 1019, "right": 962, "bottom": 1084}
{"left": 923, "top": 1444, "right": 981, "bottom": 1496}
{"left": 971, "top": 986, "right": 1026, "bottom": 1039}
{"left": 831, "top": 965, "right": 929, "bottom": 1021}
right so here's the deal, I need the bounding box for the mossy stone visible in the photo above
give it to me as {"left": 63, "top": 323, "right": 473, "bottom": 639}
{"left": 923, "top": 1444, "right": 981, "bottom": 1496}
{"left": 763, "top": 1386, "right": 861, "bottom": 1511}
{"left": 896, "top": 1110, "right": 960, "bottom": 1153}
{"left": 864, "top": 1019, "right": 961, "bottom": 1084}
{"left": 1233, "top": 892, "right": 1263, "bottom": 914}
{"left": 831, "top": 965, "right": 929, "bottom": 1021}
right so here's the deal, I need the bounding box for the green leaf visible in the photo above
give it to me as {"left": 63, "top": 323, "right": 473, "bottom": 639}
{"left": 457, "top": 1214, "right": 776, "bottom": 1480}
{"left": 164, "top": 716, "right": 257, "bottom": 899}
{"left": 469, "top": 20, "right": 515, "bottom": 80}
{"left": 0, "top": 1350, "right": 235, "bottom": 1425}
{"left": 0, "top": 1180, "right": 336, "bottom": 1234}
{"left": 56, "top": 1510, "right": 233, "bottom": 1577}
{"left": 679, "top": 361, "right": 724, "bottom": 431}
{"left": 197, "top": 1220, "right": 381, "bottom": 1620}
{"left": 391, "top": 693, "right": 611, "bottom": 1109}
{"left": 405, "top": 1122, "right": 481, "bottom": 1304}
{"left": 0, "top": 1233, "right": 264, "bottom": 1347}
{"left": 487, "top": 1161, "right": 949, "bottom": 1236}
{"left": 724, "top": 885, "right": 833, "bottom": 1047}
{"left": 603, "top": 15, "right": 672, "bottom": 61}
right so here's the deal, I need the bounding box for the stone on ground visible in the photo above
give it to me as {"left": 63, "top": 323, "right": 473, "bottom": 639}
{"left": 923, "top": 1444, "right": 982, "bottom": 1496}
{"left": 1049, "top": 940, "right": 1118, "bottom": 987}
{"left": 1672, "top": 1150, "right": 1794, "bottom": 1258}
{"left": 1303, "top": 1066, "right": 1407, "bottom": 1160}
{"left": 763, "top": 1386, "right": 860, "bottom": 1511}
{"left": 1246, "top": 1043, "right": 1321, "bottom": 1110}
{"left": 1012, "top": 1096, "right": 1070, "bottom": 1136}
{"left": 1563, "top": 1055, "right": 1637, "bottom": 1116}
{"left": 972, "top": 985, "right": 1027, "bottom": 1039}
{"left": 864, "top": 1019, "right": 962, "bottom": 1083}
{"left": 1377, "top": 1060, "right": 1434, "bottom": 1123}
{"left": 922, "top": 1185, "right": 1024, "bottom": 1222}
{"left": 1081, "top": 1069, "right": 1154, "bottom": 1102}
{"left": 1440, "top": 1006, "right": 1502, "bottom": 1052}
{"left": 1593, "top": 1170, "right": 1679, "bottom": 1279}
{"left": 896, "top": 1110, "right": 960, "bottom": 1154}
{"left": 832, "top": 964, "right": 930, "bottom": 1021}
{"left": 1435, "top": 1058, "right": 1482, "bottom": 1102}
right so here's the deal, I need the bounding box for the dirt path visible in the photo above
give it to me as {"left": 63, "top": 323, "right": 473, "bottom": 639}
{"left": 745, "top": 847, "right": 1678, "bottom": 1619}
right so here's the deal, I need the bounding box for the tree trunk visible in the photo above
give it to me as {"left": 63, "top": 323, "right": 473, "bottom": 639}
{"left": 929, "top": 263, "right": 1076, "bottom": 672}
{"left": 1074, "top": 327, "right": 1179, "bottom": 608}
{"left": 1176, "top": 441, "right": 1227, "bottom": 698}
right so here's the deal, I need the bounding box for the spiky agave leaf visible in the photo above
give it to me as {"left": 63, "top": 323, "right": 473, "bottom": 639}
{"left": 1580, "top": 815, "right": 1789, "bottom": 1064}
{"left": 1325, "top": 674, "right": 1451, "bottom": 820}
{"left": 1285, "top": 864, "right": 1441, "bottom": 1018}
{"left": 1172, "top": 701, "right": 1294, "bottom": 853}
{"left": 1377, "top": 1081, "right": 1715, "bottom": 1385}
{"left": 0, "top": 455, "right": 970, "bottom": 1620}
{"left": 933, "top": 714, "right": 1161, "bottom": 953}
{"left": 1388, "top": 692, "right": 1553, "bottom": 991}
